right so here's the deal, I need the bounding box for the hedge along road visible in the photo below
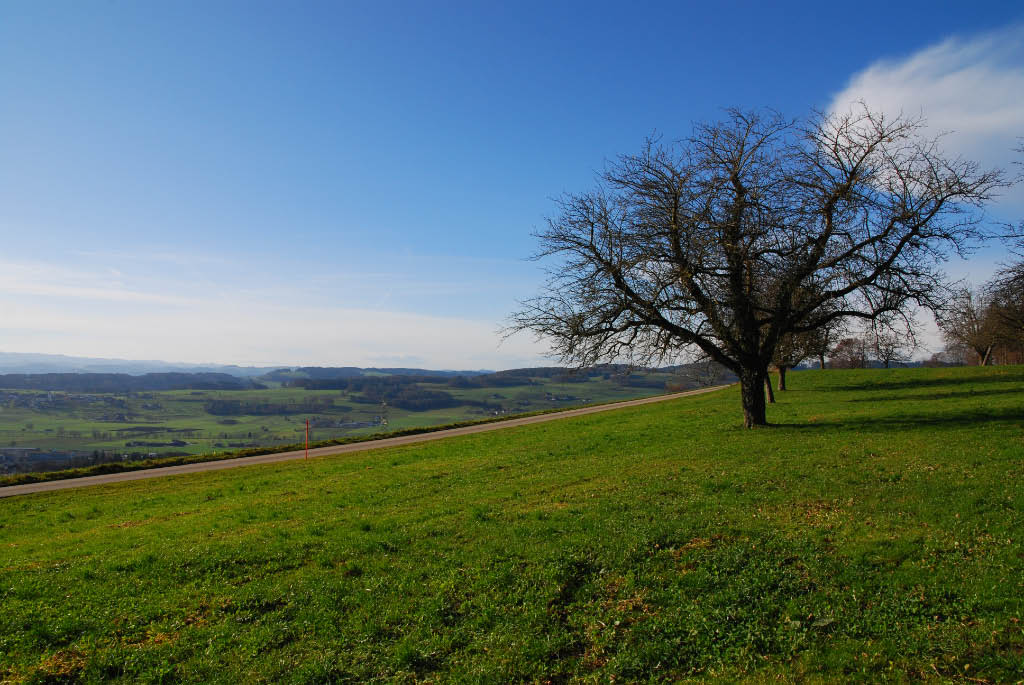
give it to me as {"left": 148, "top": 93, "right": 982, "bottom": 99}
{"left": 0, "top": 385, "right": 728, "bottom": 498}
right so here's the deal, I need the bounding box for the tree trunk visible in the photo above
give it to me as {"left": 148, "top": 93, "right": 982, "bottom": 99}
{"left": 818, "top": 354, "right": 826, "bottom": 370}
{"left": 981, "top": 345, "right": 992, "bottom": 366}
{"left": 740, "top": 368, "right": 768, "bottom": 428}
{"left": 777, "top": 365, "right": 788, "bottom": 391}
{"left": 765, "top": 376, "right": 775, "bottom": 404}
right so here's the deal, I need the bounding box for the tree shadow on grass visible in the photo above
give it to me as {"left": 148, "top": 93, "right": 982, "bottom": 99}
{"left": 827, "top": 368, "right": 1024, "bottom": 393}
{"left": 847, "top": 386, "right": 1024, "bottom": 403}
{"left": 771, "top": 406, "right": 1023, "bottom": 432}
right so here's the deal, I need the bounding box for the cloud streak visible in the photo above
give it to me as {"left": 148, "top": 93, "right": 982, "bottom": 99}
{"left": 0, "top": 257, "right": 548, "bottom": 369}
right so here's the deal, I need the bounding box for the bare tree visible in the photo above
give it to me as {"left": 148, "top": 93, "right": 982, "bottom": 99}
{"left": 511, "top": 106, "right": 1006, "bottom": 427}
{"left": 937, "top": 288, "right": 1000, "bottom": 365}
{"left": 830, "top": 336, "right": 868, "bottom": 369}
{"left": 987, "top": 223, "right": 1024, "bottom": 347}
{"left": 981, "top": 147, "right": 1024, "bottom": 357}
{"left": 923, "top": 345, "right": 967, "bottom": 367}
{"left": 988, "top": 269, "right": 1024, "bottom": 345}
{"left": 868, "top": 319, "right": 916, "bottom": 368}
{"left": 772, "top": 331, "right": 811, "bottom": 391}
{"left": 803, "top": 316, "right": 846, "bottom": 371}
{"left": 677, "top": 355, "right": 733, "bottom": 388}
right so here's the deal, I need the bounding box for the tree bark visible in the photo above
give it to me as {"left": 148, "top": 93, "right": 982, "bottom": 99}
{"left": 818, "top": 354, "right": 826, "bottom": 370}
{"left": 765, "top": 376, "right": 775, "bottom": 404}
{"left": 740, "top": 368, "right": 768, "bottom": 428}
{"left": 777, "top": 365, "right": 788, "bottom": 391}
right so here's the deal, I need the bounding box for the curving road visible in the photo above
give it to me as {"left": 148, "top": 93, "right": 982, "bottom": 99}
{"left": 0, "top": 385, "right": 728, "bottom": 498}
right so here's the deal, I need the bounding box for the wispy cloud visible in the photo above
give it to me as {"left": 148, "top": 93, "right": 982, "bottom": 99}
{"left": 0, "top": 259, "right": 195, "bottom": 305}
{"left": 829, "top": 24, "right": 1024, "bottom": 211}
{"left": 72, "top": 247, "right": 229, "bottom": 268}
{"left": 0, "top": 256, "right": 548, "bottom": 368}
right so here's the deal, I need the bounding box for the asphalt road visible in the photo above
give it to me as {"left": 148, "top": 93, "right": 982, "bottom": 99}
{"left": 0, "top": 385, "right": 728, "bottom": 498}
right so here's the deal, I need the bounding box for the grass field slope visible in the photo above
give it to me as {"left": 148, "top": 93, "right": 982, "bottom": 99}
{"left": 1, "top": 367, "right": 1022, "bottom": 683}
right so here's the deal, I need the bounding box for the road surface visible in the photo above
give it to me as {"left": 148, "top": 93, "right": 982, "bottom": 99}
{"left": 0, "top": 385, "right": 727, "bottom": 498}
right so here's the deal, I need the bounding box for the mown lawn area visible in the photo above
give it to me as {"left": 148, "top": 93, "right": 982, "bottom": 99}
{"left": 1, "top": 367, "right": 1022, "bottom": 683}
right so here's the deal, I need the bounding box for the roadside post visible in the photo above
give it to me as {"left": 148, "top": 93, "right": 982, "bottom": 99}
{"left": 305, "top": 419, "right": 309, "bottom": 460}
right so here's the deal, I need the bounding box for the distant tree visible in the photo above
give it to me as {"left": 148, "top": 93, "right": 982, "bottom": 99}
{"left": 923, "top": 344, "right": 967, "bottom": 367}
{"left": 937, "top": 288, "right": 1000, "bottom": 365}
{"left": 830, "top": 337, "right": 868, "bottom": 369}
{"left": 804, "top": 317, "right": 847, "bottom": 371}
{"left": 511, "top": 105, "right": 1005, "bottom": 426}
{"left": 678, "top": 355, "right": 734, "bottom": 388}
{"left": 868, "top": 318, "right": 916, "bottom": 368}
{"left": 771, "top": 331, "right": 812, "bottom": 392}
{"left": 979, "top": 146, "right": 1024, "bottom": 360}
{"left": 987, "top": 259, "right": 1024, "bottom": 348}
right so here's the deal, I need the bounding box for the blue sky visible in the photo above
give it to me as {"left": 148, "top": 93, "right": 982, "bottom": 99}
{"left": 2, "top": 1, "right": 1022, "bottom": 369}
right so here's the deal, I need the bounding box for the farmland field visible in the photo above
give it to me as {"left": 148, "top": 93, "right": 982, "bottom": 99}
{"left": 0, "top": 368, "right": 696, "bottom": 474}
{"left": 1, "top": 366, "right": 1022, "bottom": 682}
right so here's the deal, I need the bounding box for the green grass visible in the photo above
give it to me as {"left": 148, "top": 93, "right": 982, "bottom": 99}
{"left": 0, "top": 398, "right": 659, "bottom": 488}
{"left": 1, "top": 366, "right": 1022, "bottom": 683}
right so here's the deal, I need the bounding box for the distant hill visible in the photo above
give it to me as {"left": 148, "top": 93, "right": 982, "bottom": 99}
{"left": 0, "top": 352, "right": 280, "bottom": 377}
{"left": 260, "top": 367, "right": 494, "bottom": 383}
{"left": 0, "top": 352, "right": 496, "bottom": 380}
{"left": 0, "top": 372, "right": 263, "bottom": 393}
{"left": 0, "top": 352, "right": 740, "bottom": 389}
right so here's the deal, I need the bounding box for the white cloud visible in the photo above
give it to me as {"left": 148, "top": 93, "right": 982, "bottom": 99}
{"left": 829, "top": 24, "right": 1024, "bottom": 212}
{"left": 828, "top": 25, "right": 1024, "bottom": 357}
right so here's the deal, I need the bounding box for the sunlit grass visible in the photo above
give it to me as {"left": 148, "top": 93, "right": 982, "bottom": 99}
{"left": 1, "top": 366, "right": 1022, "bottom": 682}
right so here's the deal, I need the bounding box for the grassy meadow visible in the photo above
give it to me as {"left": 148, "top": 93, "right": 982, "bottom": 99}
{"left": 1, "top": 366, "right": 1022, "bottom": 683}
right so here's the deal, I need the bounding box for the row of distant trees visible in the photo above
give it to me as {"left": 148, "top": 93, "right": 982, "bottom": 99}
{"left": 764, "top": 255, "right": 1024, "bottom": 385}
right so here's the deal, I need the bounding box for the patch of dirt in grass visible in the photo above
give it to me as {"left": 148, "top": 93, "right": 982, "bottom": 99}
{"left": 109, "top": 510, "right": 199, "bottom": 530}
{"left": 111, "top": 519, "right": 147, "bottom": 528}
{"left": 33, "top": 649, "right": 87, "bottom": 680}
{"left": 598, "top": 576, "right": 654, "bottom": 621}
{"left": 0, "top": 559, "right": 45, "bottom": 572}
{"left": 673, "top": 535, "right": 725, "bottom": 553}
{"left": 117, "top": 628, "right": 181, "bottom": 649}
{"left": 580, "top": 579, "right": 657, "bottom": 671}
{"left": 799, "top": 500, "right": 848, "bottom": 527}
{"left": 669, "top": 535, "right": 727, "bottom": 574}
{"left": 761, "top": 500, "right": 850, "bottom": 529}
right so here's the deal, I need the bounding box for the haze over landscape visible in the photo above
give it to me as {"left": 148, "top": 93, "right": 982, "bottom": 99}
{"left": 2, "top": 2, "right": 1022, "bottom": 369}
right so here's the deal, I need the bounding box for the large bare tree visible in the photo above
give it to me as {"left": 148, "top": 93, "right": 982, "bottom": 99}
{"left": 511, "top": 106, "right": 1005, "bottom": 426}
